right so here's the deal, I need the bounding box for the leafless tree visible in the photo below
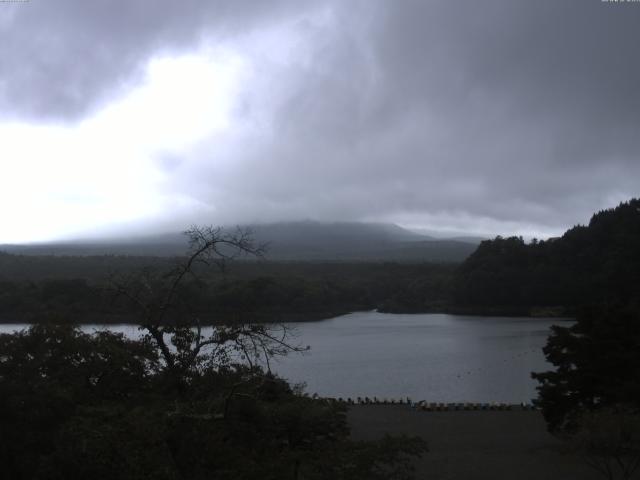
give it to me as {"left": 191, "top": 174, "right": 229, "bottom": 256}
{"left": 110, "top": 225, "right": 307, "bottom": 379}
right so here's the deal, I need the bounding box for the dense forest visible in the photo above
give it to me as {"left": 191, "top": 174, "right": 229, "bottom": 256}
{"left": 453, "top": 198, "right": 640, "bottom": 315}
{"left": 0, "top": 255, "right": 454, "bottom": 324}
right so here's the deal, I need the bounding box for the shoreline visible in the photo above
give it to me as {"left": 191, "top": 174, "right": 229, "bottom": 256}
{"left": 0, "top": 307, "right": 574, "bottom": 326}
{"left": 348, "top": 405, "right": 600, "bottom": 480}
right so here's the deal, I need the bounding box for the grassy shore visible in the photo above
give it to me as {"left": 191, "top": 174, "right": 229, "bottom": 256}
{"left": 348, "top": 405, "right": 606, "bottom": 480}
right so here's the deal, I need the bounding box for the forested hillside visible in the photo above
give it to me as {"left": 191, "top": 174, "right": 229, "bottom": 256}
{"left": 0, "top": 257, "right": 454, "bottom": 323}
{"left": 453, "top": 199, "right": 640, "bottom": 314}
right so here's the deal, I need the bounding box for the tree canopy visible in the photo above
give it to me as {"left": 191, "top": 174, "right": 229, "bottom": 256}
{"left": 454, "top": 199, "right": 640, "bottom": 314}
{"left": 532, "top": 305, "right": 640, "bottom": 433}
{"left": 0, "top": 226, "right": 427, "bottom": 479}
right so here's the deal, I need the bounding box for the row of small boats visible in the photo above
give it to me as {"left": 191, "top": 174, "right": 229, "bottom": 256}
{"left": 323, "top": 396, "right": 538, "bottom": 411}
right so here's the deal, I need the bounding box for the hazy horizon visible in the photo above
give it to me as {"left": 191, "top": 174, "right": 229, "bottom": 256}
{"left": 0, "top": 215, "right": 571, "bottom": 247}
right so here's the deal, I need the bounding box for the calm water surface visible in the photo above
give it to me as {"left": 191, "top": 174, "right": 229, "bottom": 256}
{"left": 0, "top": 311, "right": 568, "bottom": 403}
{"left": 272, "top": 311, "right": 567, "bottom": 403}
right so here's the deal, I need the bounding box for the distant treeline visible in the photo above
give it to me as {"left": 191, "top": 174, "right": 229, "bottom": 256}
{"left": 0, "top": 257, "right": 454, "bottom": 323}
{"left": 2, "top": 199, "right": 638, "bottom": 323}
{"left": 453, "top": 199, "right": 640, "bottom": 315}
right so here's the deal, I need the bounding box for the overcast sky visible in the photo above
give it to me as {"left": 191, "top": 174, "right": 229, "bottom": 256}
{"left": 1, "top": 0, "right": 639, "bottom": 243}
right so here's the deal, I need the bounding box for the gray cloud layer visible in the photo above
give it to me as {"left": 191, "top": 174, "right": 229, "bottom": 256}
{"left": 0, "top": 0, "right": 314, "bottom": 121}
{"left": 2, "top": 0, "right": 639, "bottom": 238}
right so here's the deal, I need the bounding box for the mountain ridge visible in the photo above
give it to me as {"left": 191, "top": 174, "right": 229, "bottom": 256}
{"left": 0, "top": 221, "right": 479, "bottom": 262}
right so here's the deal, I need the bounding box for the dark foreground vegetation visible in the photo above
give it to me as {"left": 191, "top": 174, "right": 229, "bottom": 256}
{"left": 0, "top": 227, "right": 426, "bottom": 479}
{"left": 524, "top": 201, "right": 640, "bottom": 478}
{"left": 531, "top": 303, "right": 640, "bottom": 479}
{"left": 0, "top": 325, "right": 426, "bottom": 480}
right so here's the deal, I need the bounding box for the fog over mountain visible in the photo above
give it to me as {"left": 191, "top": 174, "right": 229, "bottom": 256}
{"left": 0, "top": 221, "right": 478, "bottom": 262}
{"left": 1, "top": 1, "right": 639, "bottom": 243}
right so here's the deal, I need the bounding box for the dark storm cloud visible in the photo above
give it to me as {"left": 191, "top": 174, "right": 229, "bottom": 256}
{"left": 3, "top": 0, "right": 640, "bottom": 238}
{"left": 373, "top": 0, "right": 640, "bottom": 228}
{"left": 171, "top": 0, "right": 640, "bottom": 235}
{"left": 0, "top": 0, "right": 315, "bottom": 121}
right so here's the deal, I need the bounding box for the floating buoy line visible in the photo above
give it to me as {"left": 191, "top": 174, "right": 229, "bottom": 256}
{"left": 320, "top": 396, "right": 538, "bottom": 411}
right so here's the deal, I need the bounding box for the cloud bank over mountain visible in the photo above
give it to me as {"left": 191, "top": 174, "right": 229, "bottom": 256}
{"left": 1, "top": 0, "right": 639, "bottom": 242}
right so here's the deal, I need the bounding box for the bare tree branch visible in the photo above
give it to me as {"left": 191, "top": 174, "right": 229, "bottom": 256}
{"left": 106, "top": 225, "right": 300, "bottom": 378}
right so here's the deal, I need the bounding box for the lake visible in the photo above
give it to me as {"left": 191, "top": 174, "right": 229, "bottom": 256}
{"left": 0, "top": 311, "right": 567, "bottom": 403}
